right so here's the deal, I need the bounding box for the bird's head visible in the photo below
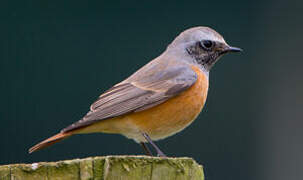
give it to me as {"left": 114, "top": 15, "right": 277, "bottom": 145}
{"left": 167, "top": 26, "right": 242, "bottom": 71}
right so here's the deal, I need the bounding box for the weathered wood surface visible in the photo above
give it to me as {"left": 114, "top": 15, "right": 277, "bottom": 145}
{"left": 0, "top": 156, "right": 204, "bottom": 180}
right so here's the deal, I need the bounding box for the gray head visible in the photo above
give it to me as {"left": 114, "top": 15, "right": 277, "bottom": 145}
{"left": 167, "top": 26, "right": 242, "bottom": 71}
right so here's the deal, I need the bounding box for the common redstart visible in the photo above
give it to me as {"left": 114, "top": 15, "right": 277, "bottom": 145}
{"left": 29, "top": 26, "right": 242, "bottom": 156}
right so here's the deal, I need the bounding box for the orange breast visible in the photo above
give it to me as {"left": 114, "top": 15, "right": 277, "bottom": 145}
{"left": 125, "top": 65, "right": 209, "bottom": 141}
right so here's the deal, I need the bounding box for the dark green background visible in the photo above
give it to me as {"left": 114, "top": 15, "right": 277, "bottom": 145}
{"left": 1, "top": 1, "right": 302, "bottom": 180}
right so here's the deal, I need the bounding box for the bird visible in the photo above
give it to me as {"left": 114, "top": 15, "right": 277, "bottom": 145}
{"left": 29, "top": 26, "right": 242, "bottom": 156}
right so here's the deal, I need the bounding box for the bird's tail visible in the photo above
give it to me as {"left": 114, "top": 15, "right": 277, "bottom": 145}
{"left": 28, "top": 132, "right": 72, "bottom": 153}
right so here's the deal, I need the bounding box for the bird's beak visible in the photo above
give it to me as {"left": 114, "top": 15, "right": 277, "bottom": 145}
{"left": 219, "top": 45, "right": 243, "bottom": 55}
{"left": 226, "top": 46, "right": 243, "bottom": 53}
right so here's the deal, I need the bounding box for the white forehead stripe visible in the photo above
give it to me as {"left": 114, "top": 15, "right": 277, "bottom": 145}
{"left": 193, "top": 30, "right": 226, "bottom": 43}
{"left": 168, "top": 26, "right": 226, "bottom": 49}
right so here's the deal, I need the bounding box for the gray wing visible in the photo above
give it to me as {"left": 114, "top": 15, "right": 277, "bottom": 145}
{"left": 62, "top": 65, "right": 197, "bottom": 132}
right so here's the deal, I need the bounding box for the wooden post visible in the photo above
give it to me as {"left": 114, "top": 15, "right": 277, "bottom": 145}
{"left": 0, "top": 156, "right": 204, "bottom": 180}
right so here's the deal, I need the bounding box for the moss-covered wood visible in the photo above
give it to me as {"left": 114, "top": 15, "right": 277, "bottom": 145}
{"left": 0, "top": 156, "right": 204, "bottom": 180}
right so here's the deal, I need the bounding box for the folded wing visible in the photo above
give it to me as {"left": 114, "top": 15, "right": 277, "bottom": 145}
{"left": 62, "top": 65, "right": 197, "bottom": 133}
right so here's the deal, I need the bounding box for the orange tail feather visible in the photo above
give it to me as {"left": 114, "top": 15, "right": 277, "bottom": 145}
{"left": 28, "top": 132, "right": 71, "bottom": 153}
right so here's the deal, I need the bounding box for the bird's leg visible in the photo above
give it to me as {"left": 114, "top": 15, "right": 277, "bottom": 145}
{"left": 140, "top": 142, "right": 153, "bottom": 156}
{"left": 142, "top": 132, "right": 166, "bottom": 157}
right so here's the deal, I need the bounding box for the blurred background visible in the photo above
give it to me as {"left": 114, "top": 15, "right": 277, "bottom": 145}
{"left": 1, "top": 1, "right": 302, "bottom": 180}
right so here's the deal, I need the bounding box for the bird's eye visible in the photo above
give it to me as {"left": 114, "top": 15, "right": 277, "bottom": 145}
{"left": 199, "top": 40, "right": 214, "bottom": 50}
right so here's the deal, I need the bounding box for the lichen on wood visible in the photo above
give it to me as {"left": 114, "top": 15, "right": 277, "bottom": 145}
{"left": 0, "top": 155, "right": 204, "bottom": 180}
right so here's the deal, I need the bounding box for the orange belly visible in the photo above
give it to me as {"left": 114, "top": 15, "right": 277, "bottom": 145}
{"left": 78, "top": 65, "right": 209, "bottom": 142}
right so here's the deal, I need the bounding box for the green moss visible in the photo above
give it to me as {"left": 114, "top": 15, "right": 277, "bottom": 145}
{"left": 0, "top": 156, "right": 204, "bottom": 180}
{"left": 10, "top": 163, "right": 48, "bottom": 180}
{"left": 80, "top": 158, "right": 94, "bottom": 180}
{"left": 103, "top": 156, "right": 152, "bottom": 180}
{"left": 0, "top": 165, "right": 10, "bottom": 180}
{"left": 47, "top": 159, "right": 80, "bottom": 180}
{"left": 93, "top": 156, "right": 105, "bottom": 180}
